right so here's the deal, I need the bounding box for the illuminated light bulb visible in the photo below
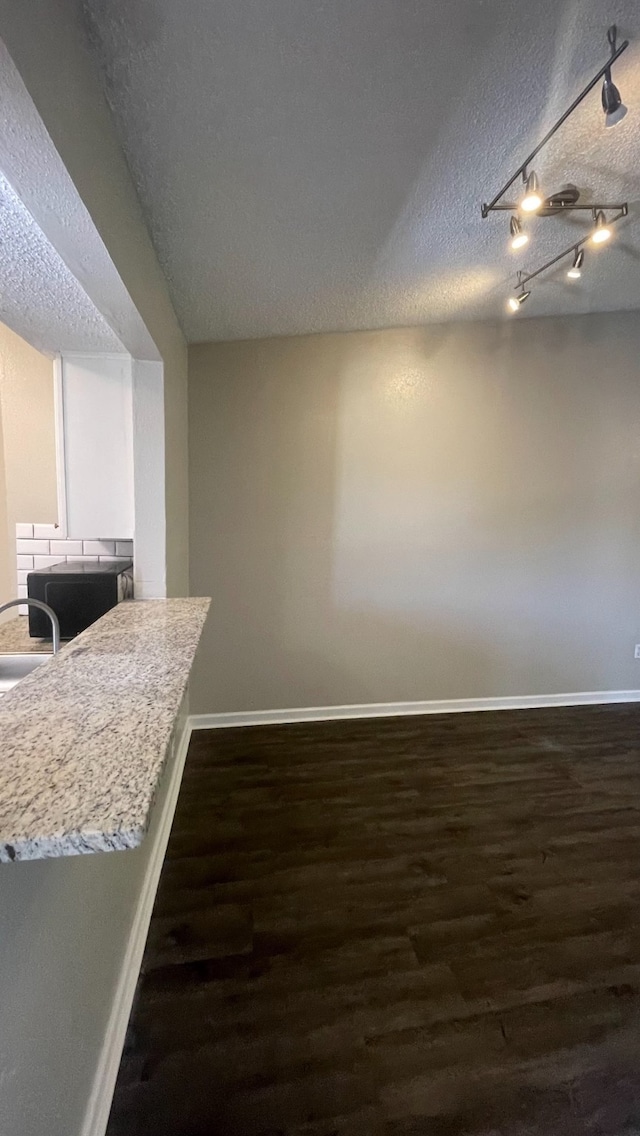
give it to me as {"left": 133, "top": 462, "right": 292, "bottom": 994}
{"left": 591, "top": 211, "right": 612, "bottom": 244}
{"left": 510, "top": 215, "right": 529, "bottom": 250}
{"left": 507, "top": 290, "right": 530, "bottom": 313}
{"left": 520, "top": 170, "right": 543, "bottom": 213}
{"left": 567, "top": 248, "right": 584, "bottom": 279}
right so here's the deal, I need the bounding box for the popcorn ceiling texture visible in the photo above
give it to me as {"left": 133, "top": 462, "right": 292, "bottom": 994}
{"left": 84, "top": 0, "right": 640, "bottom": 342}
{"left": 0, "top": 173, "right": 123, "bottom": 355}
{"left": 0, "top": 38, "right": 159, "bottom": 359}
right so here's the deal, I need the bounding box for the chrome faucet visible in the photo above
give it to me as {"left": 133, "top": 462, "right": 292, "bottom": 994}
{"left": 0, "top": 598, "right": 61, "bottom": 654}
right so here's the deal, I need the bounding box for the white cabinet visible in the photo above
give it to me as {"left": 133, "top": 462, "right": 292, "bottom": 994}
{"left": 56, "top": 354, "right": 134, "bottom": 540}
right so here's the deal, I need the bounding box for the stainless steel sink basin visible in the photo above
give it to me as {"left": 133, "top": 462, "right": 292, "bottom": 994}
{"left": 0, "top": 654, "right": 52, "bottom": 696}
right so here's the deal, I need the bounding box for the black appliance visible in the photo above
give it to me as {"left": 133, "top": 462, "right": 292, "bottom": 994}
{"left": 27, "top": 559, "right": 133, "bottom": 639}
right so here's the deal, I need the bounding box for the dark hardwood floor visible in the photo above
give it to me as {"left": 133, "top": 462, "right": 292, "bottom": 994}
{"left": 107, "top": 706, "right": 640, "bottom": 1136}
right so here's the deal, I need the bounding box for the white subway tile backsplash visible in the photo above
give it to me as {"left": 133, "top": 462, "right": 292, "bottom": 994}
{"left": 34, "top": 556, "right": 66, "bottom": 569}
{"left": 17, "top": 556, "right": 34, "bottom": 569}
{"left": 15, "top": 523, "right": 33, "bottom": 539}
{"left": 17, "top": 571, "right": 29, "bottom": 587}
{"left": 83, "top": 540, "right": 115, "bottom": 556}
{"left": 99, "top": 556, "right": 121, "bottom": 563}
{"left": 17, "top": 585, "right": 27, "bottom": 599}
{"left": 50, "top": 540, "right": 83, "bottom": 556}
{"left": 33, "top": 524, "right": 61, "bottom": 540}
{"left": 66, "top": 555, "right": 99, "bottom": 563}
{"left": 116, "top": 541, "right": 134, "bottom": 558}
{"left": 16, "top": 539, "right": 50, "bottom": 555}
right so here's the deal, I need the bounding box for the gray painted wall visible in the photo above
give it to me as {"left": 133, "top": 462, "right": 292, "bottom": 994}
{"left": 189, "top": 312, "right": 640, "bottom": 713}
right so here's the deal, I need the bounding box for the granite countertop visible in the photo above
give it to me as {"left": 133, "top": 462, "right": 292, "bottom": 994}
{"left": 0, "top": 616, "right": 59, "bottom": 655}
{"left": 0, "top": 598, "right": 210, "bottom": 862}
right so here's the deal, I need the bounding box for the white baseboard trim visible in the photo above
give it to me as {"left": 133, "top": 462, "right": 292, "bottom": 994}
{"left": 190, "top": 690, "right": 640, "bottom": 730}
{"left": 80, "top": 718, "right": 192, "bottom": 1136}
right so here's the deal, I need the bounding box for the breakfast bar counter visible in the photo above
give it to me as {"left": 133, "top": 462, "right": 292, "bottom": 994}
{"left": 0, "top": 598, "right": 209, "bottom": 862}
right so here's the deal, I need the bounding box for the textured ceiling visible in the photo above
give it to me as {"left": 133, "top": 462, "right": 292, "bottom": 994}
{"left": 0, "top": 172, "right": 124, "bottom": 355}
{"left": 84, "top": 0, "right": 640, "bottom": 342}
{"left": 0, "top": 38, "right": 159, "bottom": 360}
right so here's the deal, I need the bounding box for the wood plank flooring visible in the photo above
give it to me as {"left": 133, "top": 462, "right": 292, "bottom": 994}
{"left": 107, "top": 705, "right": 640, "bottom": 1136}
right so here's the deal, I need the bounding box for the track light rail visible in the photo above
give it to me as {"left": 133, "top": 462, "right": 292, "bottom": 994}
{"left": 486, "top": 202, "right": 627, "bottom": 213}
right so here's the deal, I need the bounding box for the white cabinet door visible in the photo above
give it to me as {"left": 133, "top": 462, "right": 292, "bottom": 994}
{"left": 59, "top": 354, "right": 134, "bottom": 539}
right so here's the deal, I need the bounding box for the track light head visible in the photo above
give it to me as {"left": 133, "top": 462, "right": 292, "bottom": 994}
{"left": 507, "top": 290, "right": 530, "bottom": 313}
{"left": 602, "top": 72, "right": 627, "bottom": 127}
{"left": 567, "top": 248, "right": 584, "bottom": 279}
{"left": 602, "top": 28, "right": 628, "bottom": 128}
{"left": 591, "top": 210, "right": 612, "bottom": 244}
{"left": 520, "top": 170, "right": 543, "bottom": 213}
{"left": 509, "top": 216, "right": 529, "bottom": 250}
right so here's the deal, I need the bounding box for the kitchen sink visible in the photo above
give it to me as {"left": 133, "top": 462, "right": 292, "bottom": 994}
{"left": 0, "top": 654, "right": 53, "bottom": 697}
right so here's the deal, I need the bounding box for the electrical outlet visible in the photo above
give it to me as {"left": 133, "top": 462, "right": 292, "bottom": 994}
{"left": 634, "top": 645, "right": 640, "bottom": 660}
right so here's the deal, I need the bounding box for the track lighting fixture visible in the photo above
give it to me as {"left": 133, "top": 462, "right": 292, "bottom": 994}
{"left": 602, "top": 27, "right": 627, "bottom": 127}
{"left": 481, "top": 26, "right": 630, "bottom": 220}
{"left": 520, "top": 171, "right": 543, "bottom": 213}
{"left": 507, "top": 290, "right": 530, "bottom": 313}
{"left": 509, "top": 216, "right": 529, "bottom": 250}
{"left": 591, "top": 210, "right": 612, "bottom": 244}
{"left": 483, "top": 25, "right": 630, "bottom": 315}
{"left": 567, "top": 249, "right": 584, "bottom": 279}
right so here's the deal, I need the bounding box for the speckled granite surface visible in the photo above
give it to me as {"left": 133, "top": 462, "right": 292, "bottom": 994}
{"left": 0, "top": 598, "right": 210, "bottom": 862}
{"left": 0, "top": 617, "right": 58, "bottom": 655}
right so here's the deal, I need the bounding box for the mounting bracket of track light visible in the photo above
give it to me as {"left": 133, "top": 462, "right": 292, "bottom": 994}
{"left": 480, "top": 25, "right": 629, "bottom": 218}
